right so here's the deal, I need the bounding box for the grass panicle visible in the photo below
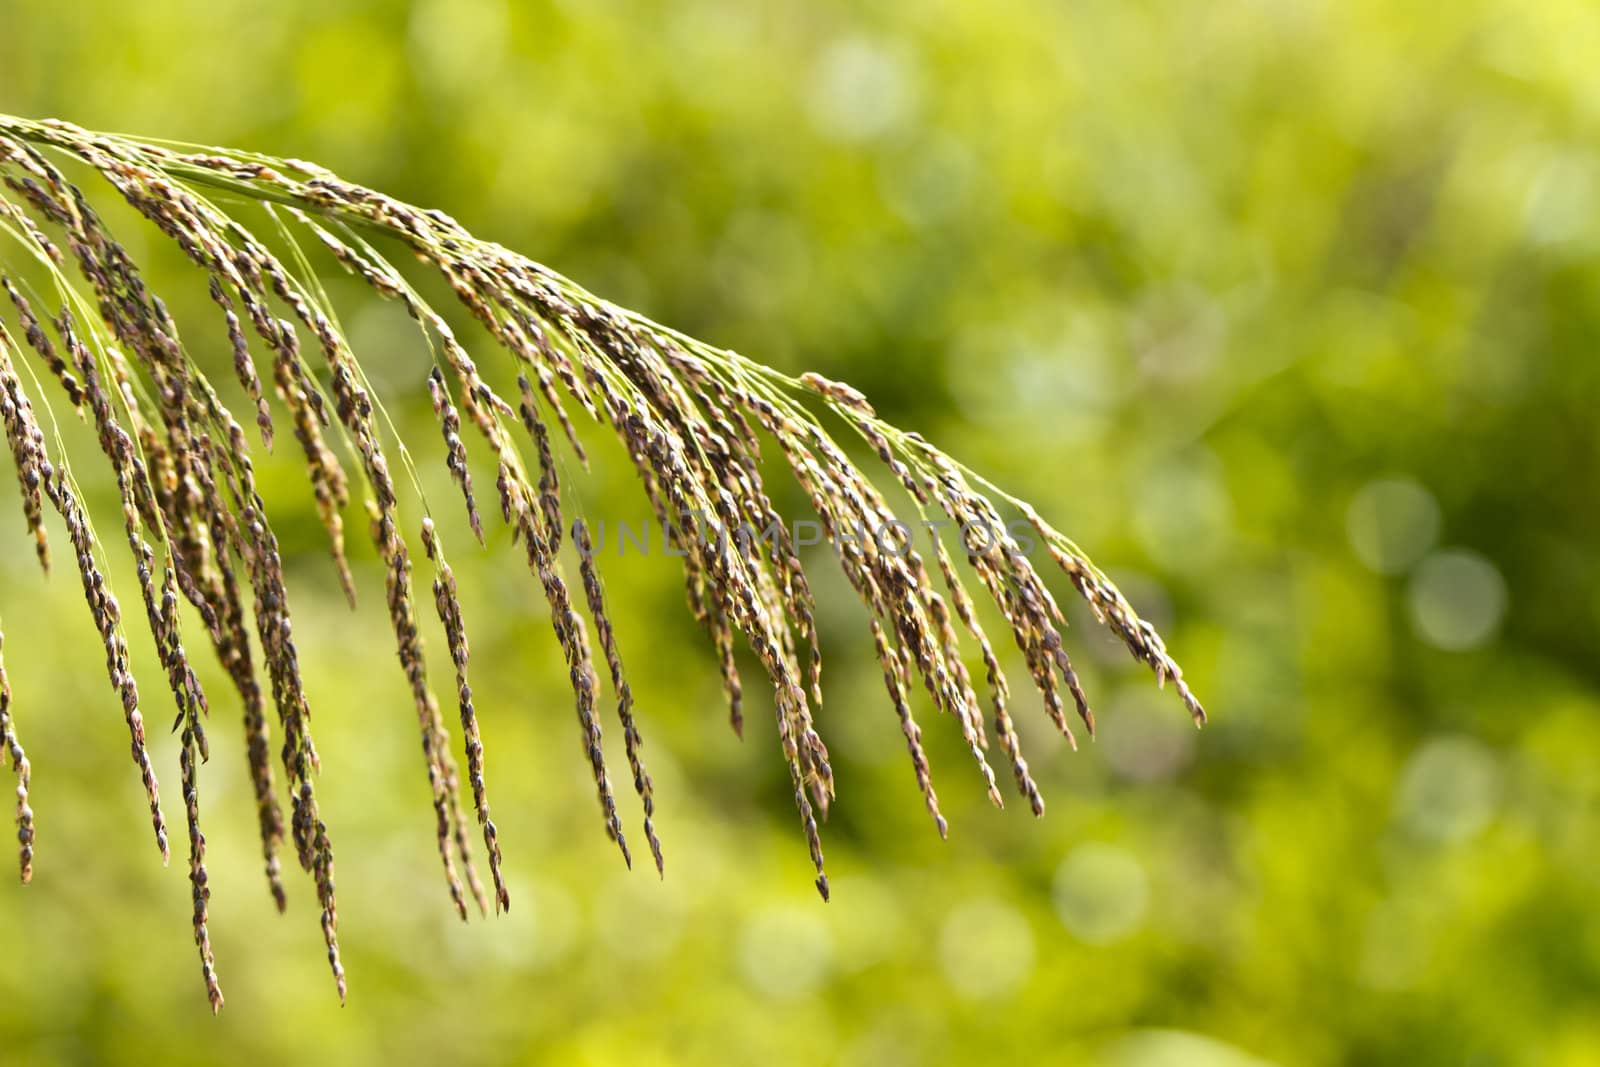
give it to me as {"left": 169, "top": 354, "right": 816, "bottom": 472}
{"left": 0, "top": 114, "right": 1205, "bottom": 1008}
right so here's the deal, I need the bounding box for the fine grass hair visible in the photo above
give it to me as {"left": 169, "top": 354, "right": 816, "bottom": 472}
{"left": 0, "top": 115, "right": 1205, "bottom": 1010}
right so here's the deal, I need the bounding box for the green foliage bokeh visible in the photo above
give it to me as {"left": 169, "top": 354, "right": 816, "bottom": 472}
{"left": 1, "top": 1, "right": 1598, "bottom": 1064}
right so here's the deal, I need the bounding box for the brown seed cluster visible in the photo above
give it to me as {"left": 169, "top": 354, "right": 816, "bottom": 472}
{"left": 0, "top": 114, "right": 1205, "bottom": 1008}
{"left": 575, "top": 518, "right": 663, "bottom": 876}
{"left": 0, "top": 624, "right": 32, "bottom": 883}
{"left": 422, "top": 518, "right": 508, "bottom": 912}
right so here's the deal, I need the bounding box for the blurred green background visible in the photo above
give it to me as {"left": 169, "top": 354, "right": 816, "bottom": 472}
{"left": 2, "top": 1, "right": 1599, "bottom": 1064}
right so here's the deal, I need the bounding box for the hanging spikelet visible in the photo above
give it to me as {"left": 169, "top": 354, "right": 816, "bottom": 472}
{"left": 0, "top": 622, "right": 33, "bottom": 884}
{"left": 0, "top": 114, "right": 1205, "bottom": 1008}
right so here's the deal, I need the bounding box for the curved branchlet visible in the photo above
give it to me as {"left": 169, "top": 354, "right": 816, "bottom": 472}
{"left": 1, "top": 324, "right": 168, "bottom": 862}
{"left": 0, "top": 622, "right": 33, "bottom": 883}
{"left": 0, "top": 114, "right": 1205, "bottom": 1008}
{"left": 421, "top": 517, "right": 509, "bottom": 913}
{"left": 574, "top": 518, "right": 664, "bottom": 876}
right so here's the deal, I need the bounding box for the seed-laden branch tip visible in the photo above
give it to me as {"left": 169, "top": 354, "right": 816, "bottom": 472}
{"left": 0, "top": 114, "right": 1205, "bottom": 1009}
